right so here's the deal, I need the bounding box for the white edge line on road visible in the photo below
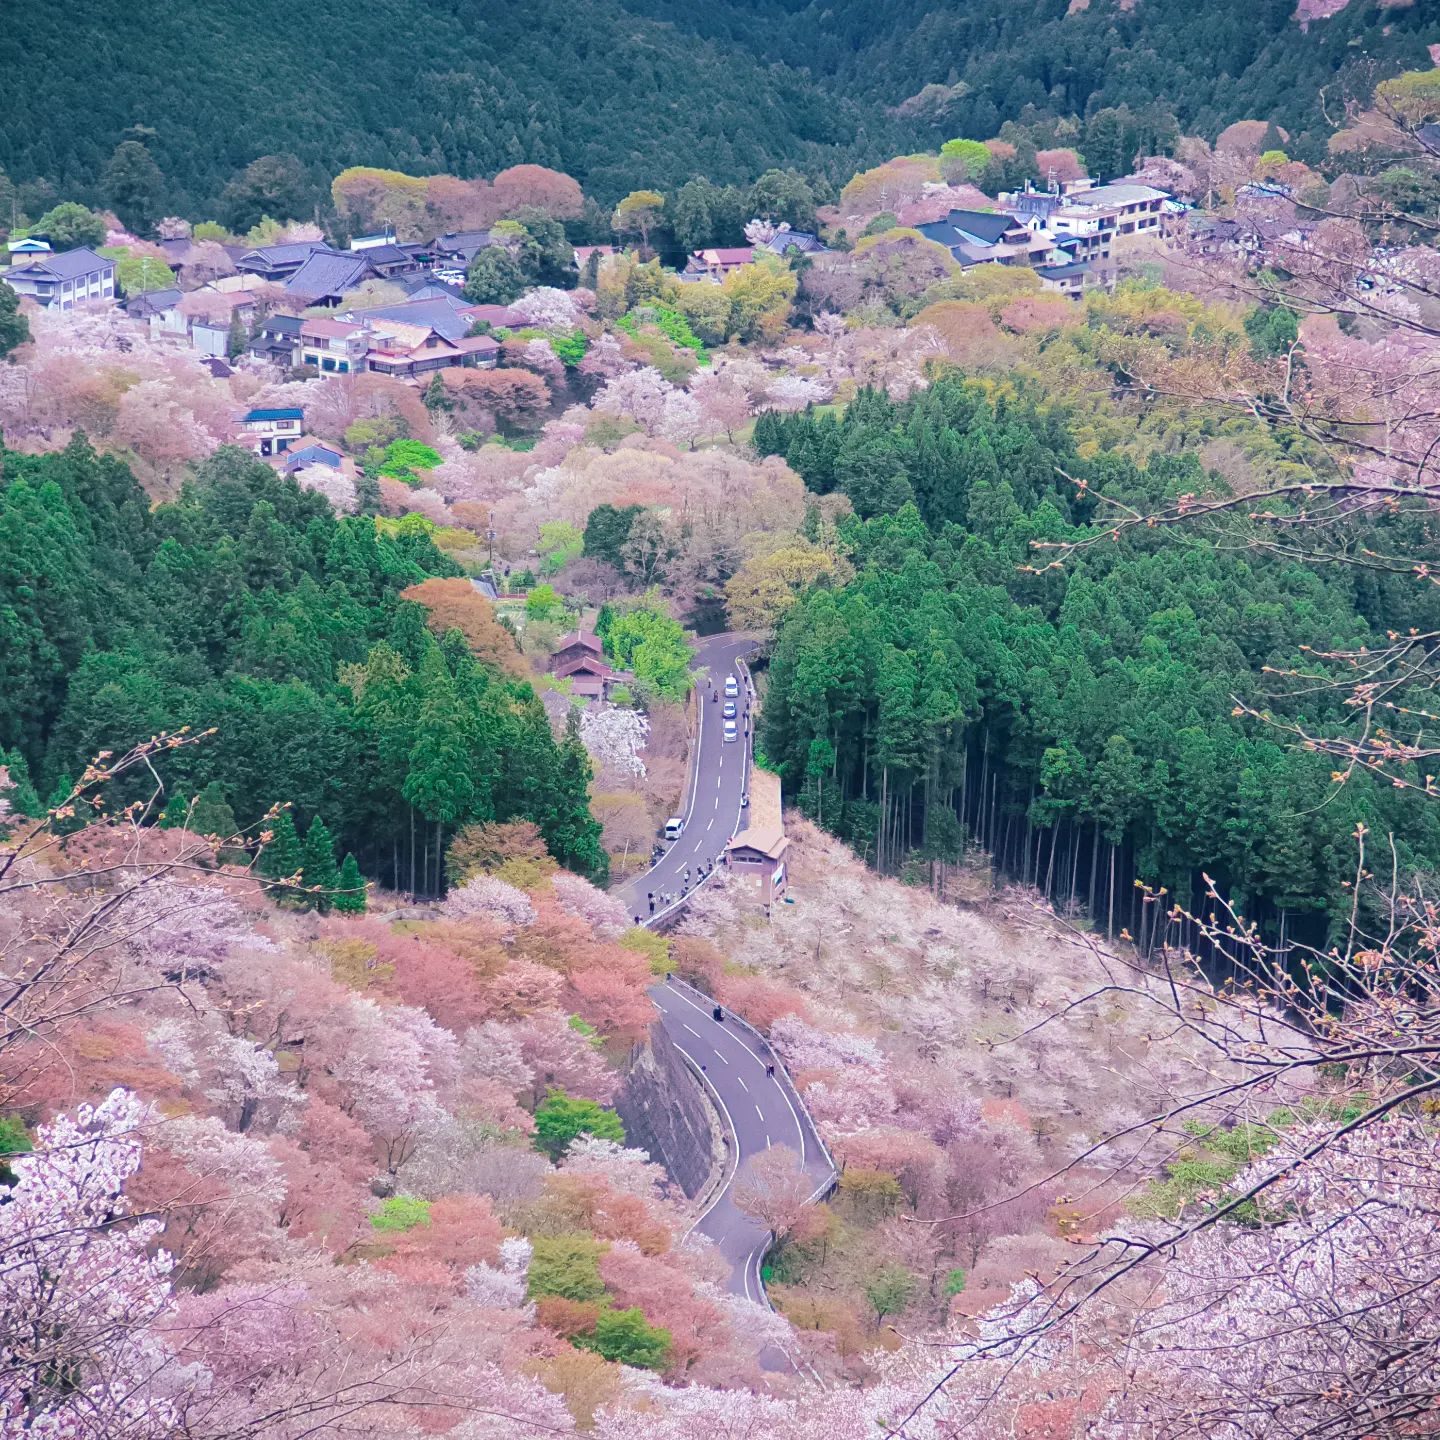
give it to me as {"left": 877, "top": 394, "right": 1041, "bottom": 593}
{"left": 673, "top": 1041, "right": 741, "bottom": 1241}
{"left": 665, "top": 983, "right": 808, "bottom": 1165}
{"left": 749, "top": 1243, "right": 770, "bottom": 1311}
{"left": 630, "top": 640, "right": 754, "bottom": 927}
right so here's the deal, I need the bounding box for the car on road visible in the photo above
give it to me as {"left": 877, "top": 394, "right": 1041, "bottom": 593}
{"left": 723, "top": 720, "right": 738, "bottom": 743}
{"left": 723, "top": 700, "right": 737, "bottom": 719}
{"left": 724, "top": 675, "right": 739, "bottom": 698}
{"left": 664, "top": 816, "right": 686, "bottom": 839}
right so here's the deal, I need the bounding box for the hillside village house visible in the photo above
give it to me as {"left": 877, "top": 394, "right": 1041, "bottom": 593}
{"left": 547, "top": 630, "right": 631, "bottom": 702}
{"left": 2, "top": 246, "right": 116, "bottom": 310}
{"left": 1062, "top": 180, "right": 1169, "bottom": 236}
{"left": 364, "top": 326, "right": 499, "bottom": 380}
{"left": 299, "top": 317, "right": 370, "bottom": 373}
{"left": 681, "top": 246, "right": 756, "bottom": 281}
{"left": 284, "top": 251, "right": 379, "bottom": 307}
{"left": 277, "top": 436, "right": 361, "bottom": 483}
{"left": 6, "top": 236, "right": 53, "bottom": 262}
{"left": 298, "top": 313, "right": 500, "bottom": 380}
{"left": 148, "top": 289, "right": 256, "bottom": 356}
{"left": 248, "top": 314, "right": 304, "bottom": 369}
{"left": 724, "top": 768, "right": 789, "bottom": 909}
{"left": 430, "top": 230, "right": 494, "bottom": 267}
{"left": 235, "top": 241, "right": 332, "bottom": 282}
{"left": 917, "top": 208, "right": 1054, "bottom": 269}
{"left": 236, "top": 407, "right": 304, "bottom": 457}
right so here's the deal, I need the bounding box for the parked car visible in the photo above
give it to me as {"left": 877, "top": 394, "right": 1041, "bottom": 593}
{"left": 723, "top": 720, "right": 739, "bottom": 743}
{"left": 724, "top": 674, "right": 739, "bottom": 698}
{"left": 664, "top": 816, "right": 685, "bottom": 839}
{"left": 723, "top": 700, "right": 737, "bottom": 719}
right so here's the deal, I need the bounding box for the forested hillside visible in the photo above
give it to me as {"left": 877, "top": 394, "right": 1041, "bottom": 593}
{"left": 0, "top": 0, "right": 893, "bottom": 218}
{"left": 1, "top": 0, "right": 1431, "bottom": 220}
{"left": 637, "top": 0, "right": 1435, "bottom": 159}
{"left": 755, "top": 378, "right": 1440, "bottom": 951}
{"left": 0, "top": 439, "right": 605, "bottom": 888}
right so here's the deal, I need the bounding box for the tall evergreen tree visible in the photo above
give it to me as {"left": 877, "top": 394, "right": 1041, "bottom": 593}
{"left": 0, "top": 281, "right": 29, "bottom": 361}
{"left": 402, "top": 649, "right": 475, "bottom": 896}
{"left": 260, "top": 809, "right": 304, "bottom": 887}
{"left": 333, "top": 852, "right": 367, "bottom": 913}
{"left": 102, "top": 137, "right": 165, "bottom": 235}
{"left": 301, "top": 814, "right": 341, "bottom": 911}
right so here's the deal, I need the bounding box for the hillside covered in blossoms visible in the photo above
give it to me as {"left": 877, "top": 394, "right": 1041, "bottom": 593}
{"left": 3, "top": 19, "right": 1440, "bottom": 1440}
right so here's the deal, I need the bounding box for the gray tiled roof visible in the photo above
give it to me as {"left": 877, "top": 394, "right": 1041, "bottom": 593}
{"left": 401, "top": 277, "right": 468, "bottom": 301}
{"left": 358, "top": 243, "right": 413, "bottom": 265}
{"left": 285, "top": 252, "right": 375, "bottom": 299}
{"left": 763, "top": 230, "right": 827, "bottom": 255}
{"left": 125, "top": 287, "right": 182, "bottom": 317}
{"left": 918, "top": 210, "right": 1015, "bottom": 248}
{"left": 241, "top": 241, "right": 331, "bottom": 268}
{"left": 9, "top": 246, "right": 114, "bottom": 281}
{"left": 345, "top": 293, "right": 473, "bottom": 341}
{"left": 431, "top": 229, "right": 493, "bottom": 260}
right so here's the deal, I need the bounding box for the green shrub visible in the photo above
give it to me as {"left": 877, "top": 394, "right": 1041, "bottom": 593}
{"left": 371, "top": 1195, "right": 432, "bottom": 1232}
{"left": 620, "top": 926, "right": 671, "bottom": 975}
{"left": 576, "top": 1305, "right": 671, "bottom": 1370}
{"left": 528, "top": 1233, "right": 608, "bottom": 1302}
{"left": 533, "top": 1089, "right": 626, "bottom": 1159}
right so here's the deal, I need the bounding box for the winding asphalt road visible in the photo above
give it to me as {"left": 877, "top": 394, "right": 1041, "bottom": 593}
{"left": 614, "top": 632, "right": 757, "bottom": 929}
{"left": 613, "top": 634, "right": 835, "bottom": 1308}
{"left": 652, "top": 978, "right": 833, "bottom": 1304}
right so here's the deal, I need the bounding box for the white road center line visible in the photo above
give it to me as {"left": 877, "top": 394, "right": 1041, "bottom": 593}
{"left": 754, "top": 1104, "right": 765, "bottom": 1120}
{"left": 684, "top": 1024, "right": 701, "bottom": 1038}
{"left": 737, "top": 1076, "right": 748, "bottom": 1092}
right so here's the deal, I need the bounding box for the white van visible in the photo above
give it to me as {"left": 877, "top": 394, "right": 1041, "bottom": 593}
{"left": 724, "top": 674, "right": 739, "bottom": 698}
{"left": 723, "top": 720, "right": 739, "bottom": 743}
{"left": 664, "top": 816, "right": 685, "bottom": 840}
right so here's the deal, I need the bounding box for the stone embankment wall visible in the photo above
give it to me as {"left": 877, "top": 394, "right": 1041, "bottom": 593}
{"left": 616, "top": 1022, "right": 722, "bottom": 1199}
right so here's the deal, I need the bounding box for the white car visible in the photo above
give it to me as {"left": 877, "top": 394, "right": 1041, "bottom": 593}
{"left": 723, "top": 720, "right": 739, "bottom": 743}
{"left": 664, "top": 816, "right": 685, "bottom": 839}
{"left": 724, "top": 675, "right": 739, "bottom": 698}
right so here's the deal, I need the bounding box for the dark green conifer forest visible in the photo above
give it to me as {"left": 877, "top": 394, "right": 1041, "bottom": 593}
{"left": 0, "top": 440, "right": 606, "bottom": 889}
{"left": 0, "top": 0, "right": 1429, "bottom": 219}
{"left": 754, "top": 380, "right": 1440, "bottom": 954}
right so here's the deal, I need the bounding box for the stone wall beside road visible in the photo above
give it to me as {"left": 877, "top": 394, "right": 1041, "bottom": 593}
{"left": 614, "top": 1021, "right": 720, "bottom": 1199}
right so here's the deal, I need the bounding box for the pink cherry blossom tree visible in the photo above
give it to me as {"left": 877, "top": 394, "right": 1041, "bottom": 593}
{"left": 444, "top": 874, "right": 537, "bottom": 932}
{"left": 0, "top": 1088, "right": 182, "bottom": 1438}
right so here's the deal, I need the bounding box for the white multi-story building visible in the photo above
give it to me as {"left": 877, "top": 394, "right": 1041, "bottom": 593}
{"left": 2, "top": 246, "right": 116, "bottom": 310}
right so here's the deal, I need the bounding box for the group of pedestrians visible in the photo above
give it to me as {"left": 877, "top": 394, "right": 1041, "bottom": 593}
{"left": 639, "top": 856, "right": 719, "bottom": 919}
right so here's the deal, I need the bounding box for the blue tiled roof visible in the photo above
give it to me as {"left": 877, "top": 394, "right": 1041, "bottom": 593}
{"left": 286, "top": 442, "right": 342, "bottom": 470}
{"left": 245, "top": 408, "right": 304, "bottom": 421}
